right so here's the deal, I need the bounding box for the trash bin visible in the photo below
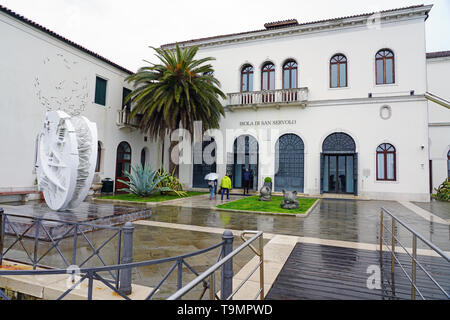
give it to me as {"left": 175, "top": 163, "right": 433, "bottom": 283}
{"left": 101, "top": 178, "right": 114, "bottom": 194}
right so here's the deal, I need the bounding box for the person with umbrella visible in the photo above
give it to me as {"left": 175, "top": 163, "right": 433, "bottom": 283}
{"left": 204, "top": 173, "right": 219, "bottom": 200}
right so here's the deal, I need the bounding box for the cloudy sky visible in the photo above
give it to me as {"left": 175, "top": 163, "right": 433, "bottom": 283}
{"left": 1, "top": 0, "right": 449, "bottom": 72}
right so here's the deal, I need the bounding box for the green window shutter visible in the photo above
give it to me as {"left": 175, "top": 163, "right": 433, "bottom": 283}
{"left": 95, "top": 77, "right": 107, "bottom": 106}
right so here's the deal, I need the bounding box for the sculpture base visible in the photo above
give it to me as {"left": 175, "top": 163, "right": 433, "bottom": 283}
{"left": 1, "top": 200, "right": 151, "bottom": 241}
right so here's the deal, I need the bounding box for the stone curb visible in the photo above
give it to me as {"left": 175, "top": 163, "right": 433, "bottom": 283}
{"left": 213, "top": 198, "right": 321, "bottom": 218}
{"left": 92, "top": 193, "right": 208, "bottom": 206}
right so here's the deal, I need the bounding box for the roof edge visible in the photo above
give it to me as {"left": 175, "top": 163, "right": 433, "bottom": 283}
{"left": 161, "top": 4, "right": 431, "bottom": 49}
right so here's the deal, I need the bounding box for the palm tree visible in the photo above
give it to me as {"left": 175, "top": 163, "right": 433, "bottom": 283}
{"left": 125, "top": 45, "right": 226, "bottom": 174}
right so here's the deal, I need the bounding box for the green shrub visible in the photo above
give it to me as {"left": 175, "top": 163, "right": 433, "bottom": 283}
{"left": 156, "top": 168, "right": 187, "bottom": 197}
{"left": 264, "top": 177, "right": 272, "bottom": 183}
{"left": 432, "top": 180, "right": 450, "bottom": 202}
{"left": 118, "top": 164, "right": 173, "bottom": 197}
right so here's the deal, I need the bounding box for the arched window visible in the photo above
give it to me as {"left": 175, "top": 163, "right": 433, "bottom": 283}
{"left": 95, "top": 141, "right": 102, "bottom": 172}
{"left": 261, "top": 62, "right": 275, "bottom": 91}
{"left": 283, "top": 60, "right": 298, "bottom": 89}
{"left": 377, "top": 143, "right": 396, "bottom": 181}
{"left": 330, "top": 54, "right": 347, "bottom": 88}
{"left": 240, "top": 65, "right": 253, "bottom": 92}
{"left": 376, "top": 49, "right": 395, "bottom": 84}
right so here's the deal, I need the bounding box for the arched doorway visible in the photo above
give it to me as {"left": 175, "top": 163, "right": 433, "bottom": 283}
{"left": 228, "top": 135, "right": 259, "bottom": 190}
{"left": 321, "top": 133, "right": 357, "bottom": 195}
{"left": 275, "top": 134, "right": 304, "bottom": 192}
{"left": 115, "top": 142, "right": 131, "bottom": 192}
{"left": 192, "top": 138, "right": 217, "bottom": 188}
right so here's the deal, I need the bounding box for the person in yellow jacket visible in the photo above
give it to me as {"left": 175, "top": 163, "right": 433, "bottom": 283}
{"left": 220, "top": 173, "right": 232, "bottom": 200}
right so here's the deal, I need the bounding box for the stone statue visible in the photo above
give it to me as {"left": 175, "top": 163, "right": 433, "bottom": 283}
{"left": 259, "top": 186, "right": 272, "bottom": 201}
{"left": 281, "top": 190, "right": 299, "bottom": 209}
{"left": 36, "top": 111, "right": 98, "bottom": 211}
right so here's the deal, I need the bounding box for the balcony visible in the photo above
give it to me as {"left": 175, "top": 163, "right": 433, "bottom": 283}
{"left": 116, "top": 109, "right": 143, "bottom": 129}
{"left": 226, "top": 87, "right": 308, "bottom": 110}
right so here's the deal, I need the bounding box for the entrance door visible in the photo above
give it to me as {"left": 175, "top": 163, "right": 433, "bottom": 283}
{"left": 275, "top": 134, "right": 304, "bottom": 192}
{"left": 323, "top": 155, "right": 355, "bottom": 194}
{"left": 231, "top": 135, "right": 258, "bottom": 190}
{"left": 115, "top": 142, "right": 131, "bottom": 192}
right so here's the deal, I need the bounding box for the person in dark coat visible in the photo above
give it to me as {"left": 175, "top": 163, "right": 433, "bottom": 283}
{"left": 243, "top": 168, "right": 250, "bottom": 195}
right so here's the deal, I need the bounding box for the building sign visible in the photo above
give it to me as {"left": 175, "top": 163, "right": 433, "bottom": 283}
{"left": 239, "top": 120, "right": 297, "bottom": 126}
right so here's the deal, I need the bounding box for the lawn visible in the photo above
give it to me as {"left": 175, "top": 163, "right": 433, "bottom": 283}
{"left": 216, "top": 196, "right": 318, "bottom": 214}
{"left": 98, "top": 191, "right": 207, "bottom": 202}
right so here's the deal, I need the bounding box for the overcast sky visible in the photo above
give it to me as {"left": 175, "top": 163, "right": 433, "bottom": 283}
{"left": 1, "top": 0, "right": 449, "bottom": 72}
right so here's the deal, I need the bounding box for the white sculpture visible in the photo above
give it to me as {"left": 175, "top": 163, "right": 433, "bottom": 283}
{"left": 36, "top": 110, "right": 98, "bottom": 211}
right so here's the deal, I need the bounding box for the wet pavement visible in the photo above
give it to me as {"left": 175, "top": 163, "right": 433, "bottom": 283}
{"left": 2, "top": 223, "right": 263, "bottom": 299}
{"left": 147, "top": 199, "right": 450, "bottom": 251}
{"left": 1, "top": 195, "right": 449, "bottom": 299}
{"left": 413, "top": 199, "right": 450, "bottom": 221}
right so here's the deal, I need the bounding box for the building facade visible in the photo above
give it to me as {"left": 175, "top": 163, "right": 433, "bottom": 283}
{"left": 0, "top": 4, "right": 448, "bottom": 203}
{"left": 164, "top": 4, "right": 448, "bottom": 202}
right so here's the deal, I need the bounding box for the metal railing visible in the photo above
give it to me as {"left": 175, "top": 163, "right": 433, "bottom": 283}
{"left": 227, "top": 88, "right": 308, "bottom": 107}
{"left": 168, "top": 230, "right": 264, "bottom": 301}
{"left": 0, "top": 208, "right": 264, "bottom": 300}
{"left": 0, "top": 209, "right": 130, "bottom": 292}
{"left": 379, "top": 207, "right": 450, "bottom": 300}
{"left": 116, "top": 109, "right": 143, "bottom": 128}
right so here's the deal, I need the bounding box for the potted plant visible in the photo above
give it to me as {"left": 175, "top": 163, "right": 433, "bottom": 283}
{"left": 263, "top": 177, "right": 273, "bottom": 191}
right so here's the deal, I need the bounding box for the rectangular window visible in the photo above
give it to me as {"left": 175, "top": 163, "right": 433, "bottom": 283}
{"left": 376, "top": 60, "right": 384, "bottom": 85}
{"left": 386, "top": 153, "right": 395, "bottom": 180}
{"left": 385, "top": 59, "right": 394, "bottom": 84}
{"left": 95, "top": 77, "right": 107, "bottom": 106}
{"left": 242, "top": 75, "right": 248, "bottom": 92}
{"left": 248, "top": 73, "right": 253, "bottom": 91}
{"left": 377, "top": 154, "right": 385, "bottom": 180}
{"left": 283, "top": 71, "right": 290, "bottom": 89}
{"left": 340, "top": 64, "right": 347, "bottom": 87}
{"left": 331, "top": 64, "right": 338, "bottom": 88}
{"left": 122, "top": 87, "right": 132, "bottom": 111}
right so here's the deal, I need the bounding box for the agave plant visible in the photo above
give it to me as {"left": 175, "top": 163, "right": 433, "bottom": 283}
{"left": 118, "top": 164, "right": 173, "bottom": 197}
{"left": 156, "top": 168, "right": 187, "bottom": 197}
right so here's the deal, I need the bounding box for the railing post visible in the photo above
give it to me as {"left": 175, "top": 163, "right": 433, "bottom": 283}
{"left": 411, "top": 234, "right": 417, "bottom": 300}
{"left": 380, "top": 209, "right": 383, "bottom": 264}
{"left": 119, "top": 222, "right": 134, "bottom": 296}
{"left": 391, "top": 219, "right": 395, "bottom": 274}
{"left": 0, "top": 208, "right": 4, "bottom": 266}
{"left": 259, "top": 233, "right": 264, "bottom": 300}
{"left": 221, "top": 230, "right": 234, "bottom": 300}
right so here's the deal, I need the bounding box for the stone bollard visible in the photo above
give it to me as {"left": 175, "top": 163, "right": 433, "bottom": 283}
{"left": 119, "top": 222, "right": 134, "bottom": 295}
{"left": 221, "top": 230, "right": 234, "bottom": 300}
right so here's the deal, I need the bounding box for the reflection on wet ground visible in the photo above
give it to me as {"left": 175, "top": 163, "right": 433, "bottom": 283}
{"left": 413, "top": 199, "right": 450, "bottom": 221}
{"left": 147, "top": 199, "right": 450, "bottom": 251}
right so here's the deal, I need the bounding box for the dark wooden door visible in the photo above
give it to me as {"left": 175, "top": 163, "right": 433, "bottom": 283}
{"left": 115, "top": 142, "right": 131, "bottom": 192}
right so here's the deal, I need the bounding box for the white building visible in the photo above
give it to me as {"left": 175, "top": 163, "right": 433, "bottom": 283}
{"left": 0, "top": 4, "right": 448, "bottom": 203}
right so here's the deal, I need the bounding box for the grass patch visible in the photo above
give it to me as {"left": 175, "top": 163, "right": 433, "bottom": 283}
{"left": 98, "top": 191, "right": 207, "bottom": 203}
{"left": 216, "top": 196, "right": 318, "bottom": 214}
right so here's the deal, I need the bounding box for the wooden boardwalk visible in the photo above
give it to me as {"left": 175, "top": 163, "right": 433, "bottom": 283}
{"left": 266, "top": 242, "right": 450, "bottom": 300}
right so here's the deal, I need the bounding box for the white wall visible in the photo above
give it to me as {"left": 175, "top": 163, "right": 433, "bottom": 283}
{"left": 0, "top": 11, "right": 159, "bottom": 194}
